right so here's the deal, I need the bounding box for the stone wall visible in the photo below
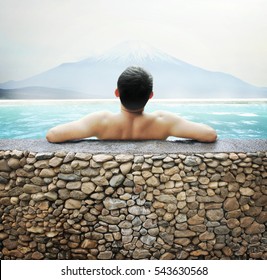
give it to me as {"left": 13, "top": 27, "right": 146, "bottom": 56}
{"left": 0, "top": 142, "right": 267, "bottom": 260}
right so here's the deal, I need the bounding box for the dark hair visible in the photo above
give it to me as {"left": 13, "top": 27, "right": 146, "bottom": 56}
{"left": 117, "top": 66, "right": 153, "bottom": 110}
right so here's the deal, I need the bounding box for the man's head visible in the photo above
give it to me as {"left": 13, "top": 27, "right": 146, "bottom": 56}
{"left": 116, "top": 66, "right": 153, "bottom": 111}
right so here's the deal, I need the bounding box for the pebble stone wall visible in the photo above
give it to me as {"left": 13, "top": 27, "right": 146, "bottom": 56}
{"left": 0, "top": 149, "right": 267, "bottom": 260}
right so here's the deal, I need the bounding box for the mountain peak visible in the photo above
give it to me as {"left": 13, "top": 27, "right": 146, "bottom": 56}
{"left": 93, "top": 40, "right": 176, "bottom": 64}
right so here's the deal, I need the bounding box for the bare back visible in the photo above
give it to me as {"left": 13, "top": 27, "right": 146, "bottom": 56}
{"left": 97, "top": 111, "right": 169, "bottom": 140}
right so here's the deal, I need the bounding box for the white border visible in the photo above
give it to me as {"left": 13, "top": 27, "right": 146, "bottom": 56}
{"left": 1, "top": 260, "right": 265, "bottom": 280}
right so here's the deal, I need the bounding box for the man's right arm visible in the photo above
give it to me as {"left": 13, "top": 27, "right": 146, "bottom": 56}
{"left": 46, "top": 112, "right": 104, "bottom": 143}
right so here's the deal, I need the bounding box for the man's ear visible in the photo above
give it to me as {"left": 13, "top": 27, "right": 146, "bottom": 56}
{"left": 115, "top": 89, "right": 120, "bottom": 97}
{"left": 149, "top": 92, "right": 154, "bottom": 99}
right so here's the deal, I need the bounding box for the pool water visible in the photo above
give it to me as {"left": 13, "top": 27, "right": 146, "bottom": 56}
{"left": 0, "top": 100, "right": 266, "bottom": 140}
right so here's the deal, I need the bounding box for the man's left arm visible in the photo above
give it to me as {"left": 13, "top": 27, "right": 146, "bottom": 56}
{"left": 166, "top": 113, "right": 217, "bottom": 142}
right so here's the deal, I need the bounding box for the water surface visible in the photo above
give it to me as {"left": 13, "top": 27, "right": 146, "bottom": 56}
{"left": 0, "top": 100, "right": 266, "bottom": 139}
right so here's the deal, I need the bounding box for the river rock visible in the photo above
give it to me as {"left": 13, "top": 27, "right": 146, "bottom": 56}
{"left": 8, "top": 187, "right": 23, "bottom": 196}
{"left": 175, "top": 230, "right": 196, "bottom": 238}
{"left": 236, "top": 173, "right": 246, "bottom": 183}
{"left": 81, "top": 182, "right": 95, "bottom": 194}
{"left": 119, "top": 162, "right": 132, "bottom": 175}
{"left": 81, "top": 239, "right": 97, "bottom": 249}
{"left": 240, "top": 188, "right": 254, "bottom": 196}
{"left": 157, "top": 194, "right": 177, "bottom": 204}
{"left": 199, "top": 231, "right": 215, "bottom": 241}
{"left": 115, "top": 154, "right": 134, "bottom": 162}
{"left": 49, "top": 157, "right": 63, "bottom": 167}
{"left": 214, "top": 226, "right": 230, "bottom": 235}
{"left": 7, "top": 158, "right": 20, "bottom": 169}
{"left": 140, "top": 235, "right": 156, "bottom": 246}
{"left": 240, "top": 217, "right": 254, "bottom": 228}
{"left": 70, "top": 190, "right": 87, "bottom": 200}
{"left": 22, "top": 184, "right": 41, "bottom": 194}
{"left": 93, "top": 154, "right": 113, "bottom": 163}
{"left": 91, "top": 176, "right": 108, "bottom": 186}
{"left": 110, "top": 174, "right": 125, "bottom": 187}
{"left": 103, "top": 197, "right": 127, "bottom": 210}
{"left": 98, "top": 251, "right": 113, "bottom": 260}
{"left": 245, "top": 221, "right": 265, "bottom": 234}
{"left": 206, "top": 209, "right": 224, "bottom": 221}
{"left": 184, "top": 156, "right": 201, "bottom": 166}
{"left": 44, "top": 191, "right": 58, "bottom": 201}
{"left": 65, "top": 199, "right": 82, "bottom": 209}
{"left": 133, "top": 249, "right": 151, "bottom": 259}
{"left": 224, "top": 197, "right": 239, "bottom": 211}
{"left": 188, "top": 214, "right": 204, "bottom": 225}
{"left": 128, "top": 206, "right": 150, "bottom": 215}
{"left": 223, "top": 172, "right": 236, "bottom": 182}
{"left": 146, "top": 176, "right": 160, "bottom": 187}
{"left": 35, "top": 152, "right": 53, "bottom": 160}
{"left": 58, "top": 173, "right": 81, "bottom": 181}
{"left": 160, "top": 252, "right": 176, "bottom": 260}
{"left": 2, "top": 239, "right": 18, "bottom": 250}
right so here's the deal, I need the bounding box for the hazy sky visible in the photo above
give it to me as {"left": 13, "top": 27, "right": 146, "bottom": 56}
{"left": 0, "top": 0, "right": 266, "bottom": 86}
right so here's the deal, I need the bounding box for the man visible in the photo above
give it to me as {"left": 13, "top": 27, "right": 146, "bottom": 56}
{"left": 46, "top": 66, "right": 217, "bottom": 143}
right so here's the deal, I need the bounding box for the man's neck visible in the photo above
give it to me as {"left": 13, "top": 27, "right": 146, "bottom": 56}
{"left": 121, "top": 105, "right": 144, "bottom": 117}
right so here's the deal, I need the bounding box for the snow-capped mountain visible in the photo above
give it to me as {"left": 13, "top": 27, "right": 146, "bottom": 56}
{"left": 93, "top": 41, "right": 178, "bottom": 64}
{"left": 0, "top": 41, "right": 266, "bottom": 99}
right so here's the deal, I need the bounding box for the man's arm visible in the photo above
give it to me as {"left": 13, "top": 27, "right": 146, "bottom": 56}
{"left": 46, "top": 112, "right": 103, "bottom": 143}
{"left": 166, "top": 113, "right": 217, "bottom": 142}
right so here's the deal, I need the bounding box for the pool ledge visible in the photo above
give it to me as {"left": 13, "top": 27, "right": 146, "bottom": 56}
{"left": 0, "top": 139, "right": 266, "bottom": 153}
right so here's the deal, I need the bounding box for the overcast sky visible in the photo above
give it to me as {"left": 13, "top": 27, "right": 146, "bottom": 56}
{"left": 0, "top": 0, "right": 266, "bottom": 86}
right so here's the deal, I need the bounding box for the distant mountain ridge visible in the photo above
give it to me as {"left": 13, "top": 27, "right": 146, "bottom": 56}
{"left": 0, "top": 41, "right": 266, "bottom": 99}
{"left": 0, "top": 87, "right": 90, "bottom": 99}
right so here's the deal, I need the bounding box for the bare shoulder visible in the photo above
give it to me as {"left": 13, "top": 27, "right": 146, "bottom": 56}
{"left": 86, "top": 110, "right": 113, "bottom": 117}
{"left": 81, "top": 111, "right": 114, "bottom": 122}
{"left": 151, "top": 110, "right": 182, "bottom": 123}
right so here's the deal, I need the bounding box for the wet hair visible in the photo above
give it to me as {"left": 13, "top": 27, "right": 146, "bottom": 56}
{"left": 117, "top": 66, "right": 153, "bottom": 110}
